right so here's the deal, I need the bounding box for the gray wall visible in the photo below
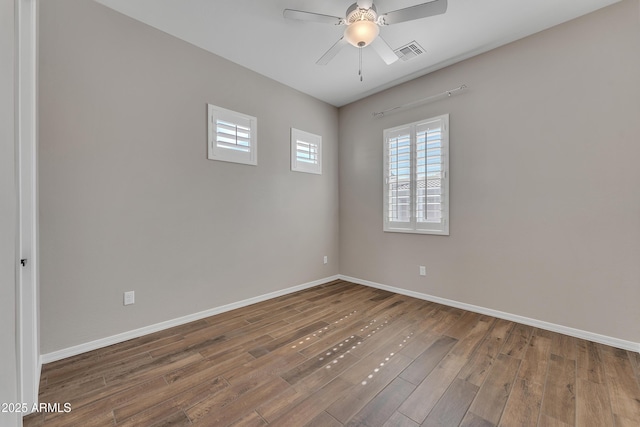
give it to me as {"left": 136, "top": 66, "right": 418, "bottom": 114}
{"left": 1, "top": 0, "right": 20, "bottom": 424}
{"left": 39, "top": 0, "right": 640, "bottom": 355}
{"left": 39, "top": 0, "right": 339, "bottom": 353}
{"left": 339, "top": 0, "right": 640, "bottom": 343}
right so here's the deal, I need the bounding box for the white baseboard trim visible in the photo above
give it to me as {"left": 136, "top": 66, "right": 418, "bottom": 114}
{"left": 339, "top": 275, "right": 640, "bottom": 353}
{"left": 40, "top": 273, "right": 638, "bottom": 363}
{"left": 40, "top": 275, "right": 341, "bottom": 364}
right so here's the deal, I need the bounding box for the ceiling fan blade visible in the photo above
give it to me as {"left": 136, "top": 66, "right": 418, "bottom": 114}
{"left": 357, "top": 0, "right": 374, "bottom": 8}
{"left": 283, "top": 9, "right": 344, "bottom": 25}
{"left": 371, "top": 36, "right": 398, "bottom": 65}
{"left": 379, "top": 0, "right": 447, "bottom": 26}
{"left": 316, "top": 37, "right": 348, "bottom": 65}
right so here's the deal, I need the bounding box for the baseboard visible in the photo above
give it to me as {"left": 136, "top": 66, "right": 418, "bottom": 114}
{"left": 40, "top": 273, "right": 638, "bottom": 363}
{"left": 339, "top": 275, "right": 640, "bottom": 353}
{"left": 40, "top": 275, "right": 340, "bottom": 364}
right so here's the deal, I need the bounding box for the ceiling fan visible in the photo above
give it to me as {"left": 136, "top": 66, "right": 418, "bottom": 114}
{"left": 284, "top": 0, "right": 448, "bottom": 66}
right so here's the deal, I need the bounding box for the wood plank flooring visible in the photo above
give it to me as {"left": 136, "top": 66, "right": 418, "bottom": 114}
{"left": 23, "top": 280, "right": 640, "bottom": 426}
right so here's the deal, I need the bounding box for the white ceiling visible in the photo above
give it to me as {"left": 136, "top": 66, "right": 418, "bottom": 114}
{"left": 95, "top": 0, "right": 621, "bottom": 107}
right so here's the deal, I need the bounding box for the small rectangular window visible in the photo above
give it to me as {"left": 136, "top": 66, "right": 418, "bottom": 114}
{"left": 207, "top": 104, "right": 257, "bottom": 165}
{"left": 291, "top": 128, "right": 322, "bottom": 175}
{"left": 383, "top": 114, "right": 449, "bottom": 235}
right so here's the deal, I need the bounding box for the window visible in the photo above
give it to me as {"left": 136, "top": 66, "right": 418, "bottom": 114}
{"left": 207, "top": 104, "right": 257, "bottom": 165}
{"left": 383, "top": 114, "right": 449, "bottom": 235}
{"left": 291, "top": 128, "right": 322, "bottom": 175}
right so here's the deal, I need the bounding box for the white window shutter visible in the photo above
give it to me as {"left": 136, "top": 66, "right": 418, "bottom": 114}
{"left": 207, "top": 104, "right": 257, "bottom": 166}
{"left": 416, "top": 116, "right": 448, "bottom": 234}
{"left": 385, "top": 126, "right": 412, "bottom": 229}
{"left": 383, "top": 114, "right": 449, "bottom": 235}
{"left": 291, "top": 128, "right": 322, "bottom": 175}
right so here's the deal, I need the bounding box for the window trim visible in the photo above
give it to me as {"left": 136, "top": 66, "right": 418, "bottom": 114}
{"left": 207, "top": 104, "right": 257, "bottom": 166}
{"left": 383, "top": 114, "right": 449, "bottom": 235}
{"left": 291, "top": 128, "right": 322, "bottom": 175}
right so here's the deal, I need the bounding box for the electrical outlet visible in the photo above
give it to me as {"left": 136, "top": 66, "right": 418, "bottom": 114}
{"left": 124, "top": 291, "right": 135, "bottom": 306}
{"left": 324, "top": 256, "right": 328, "bottom": 264}
{"left": 419, "top": 266, "right": 426, "bottom": 276}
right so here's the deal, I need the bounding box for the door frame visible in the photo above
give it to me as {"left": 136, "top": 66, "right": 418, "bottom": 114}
{"left": 17, "top": 0, "right": 39, "bottom": 409}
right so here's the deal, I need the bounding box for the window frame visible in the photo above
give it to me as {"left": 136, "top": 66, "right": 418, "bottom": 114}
{"left": 207, "top": 104, "right": 257, "bottom": 166}
{"left": 291, "top": 128, "right": 322, "bottom": 175}
{"left": 383, "top": 114, "right": 449, "bottom": 235}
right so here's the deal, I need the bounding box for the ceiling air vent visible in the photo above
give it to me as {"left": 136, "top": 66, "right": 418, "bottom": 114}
{"left": 394, "top": 41, "right": 425, "bottom": 61}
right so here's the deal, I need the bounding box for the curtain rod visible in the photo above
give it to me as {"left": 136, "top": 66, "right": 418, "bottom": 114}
{"left": 373, "top": 84, "right": 468, "bottom": 117}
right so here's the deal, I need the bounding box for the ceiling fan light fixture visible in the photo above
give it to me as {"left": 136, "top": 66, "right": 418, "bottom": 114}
{"left": 344, "top": 20, "right": 379, "bottom": 47}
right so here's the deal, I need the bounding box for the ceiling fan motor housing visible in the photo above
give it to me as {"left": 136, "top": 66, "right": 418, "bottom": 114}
{"left": 346, "top": 3, "right": 378, "bottom": 23}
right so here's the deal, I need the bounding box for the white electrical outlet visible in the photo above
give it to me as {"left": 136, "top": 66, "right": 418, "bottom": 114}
{"left": 419, "top": 266, "right": 426, "bottom": 276}
{"left": 324, "top": 256, "right": 328, "bottom": 264}
{"left": 124, "top": 291, "right": 135, "bottom": 306}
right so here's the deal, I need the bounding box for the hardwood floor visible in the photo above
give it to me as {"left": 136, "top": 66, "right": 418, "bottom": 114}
{"left": 23, "top": 280, "right": 640, "bottom": 426}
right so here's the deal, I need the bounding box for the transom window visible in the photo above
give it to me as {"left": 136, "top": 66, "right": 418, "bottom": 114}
{"left": 291, "top": 128, "right": 322, "bottom": 175}
{"left": 207, "top": 104, "right": 257, "bottom": 166}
